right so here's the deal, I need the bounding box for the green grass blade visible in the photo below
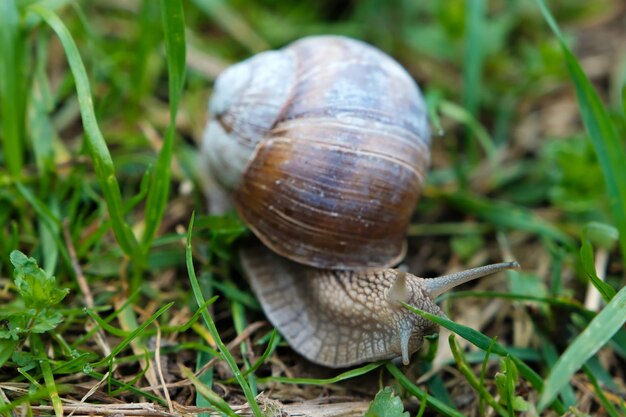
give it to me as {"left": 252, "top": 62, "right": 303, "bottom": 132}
{"left": 30, "top": 30, "right": 55, "bottom": 180}
{"left": 182, "top": 366, "right": 239, "bottom": 417}
{"left": 91, "top": 302, "right": 174, "bottom": 368}
{"left": 580, "top": 240, "right": 616, "bottom": 302}
{"left": 416, "top": 391, "right": 428, "bottom": 417}
{"left": 425, "top": 89, "right": 444, "bottom": 136}
{"left": 191, "top": 268, "right": 216, "bottom": 417}
{"left": 84, "top": 370, "right": 167, "bottom": 405}
{"left": 160, "top": 0, "right": 186, "bottom": 111}
{"left": 190, "top": 0, "right": 268, "bottom": 52}
{"left": 537, "top": 285, "right": 626, "bottom": 411}
{"left": 584, "top": 366, "right": 622, "bottom": 417}
{"left": 195, "top": 350, "right": 215, "bottom": 417}
{"left": 448, "top": 335, "right": 508, "bottom": 417}
{"left": 442, "top": 191, "right": 575, "bottom": 247}
{"left": 131, "top": 0, "right": 161, "bottom": 103}
{"left": 210, "top": 280, "right": 260, "bottom": 310}
{"left": 536, "top": 0, "right": 626, "bottom": 265}
{"left": 32, "top": 334, "right": 63, "bottom": 417}
{"left": 175, "top": 298, "right": 218, "bottom": 332}
{"left": 463, "top": 0, "right": 485, "bottom": 117}
{"left": 14, "top": 182, "right": 71, "bottom": 270}
{"left": 440, "top": 100, "right": 496, "bottom": 163}
{"left": 401, "top": 302, "right": 565, "bottom": 413}
{"left": 141, "top": 0, "right": 186, "bottom": 252}
{"left": 29, "top": 5, "right": 140, "bottom": 258}
{"left": 461, "top": 0, "right": 486, "bottom": 163}
{"left": 185, "top": 213, "right": 263, "bottom": 417}
{"left": 231, "top": 297, "right": 257, "bottom": 395}
{"left": 537, "top": 334, "right": 577, "bottom": 408}
{"left": 386, "top": 363, "right": 465, "bottom": 417}
{"left": 241, "top": 329, "right": 280, "bottom": 378}
{"left": 84, "top": 309, "right": 131, "bottom": 337}
{"left": 479, "top": 339, "right": 497, "bottom": 415}
{"left": 15, "top": 182, "right": 61, "bottom": 230}
{"left": 0, "top": 386, "right": 55, "bottom": 415}
{"left": 0, "top": 392, "right": 6, "bottom": 417}
{"left": 621, "top": 85, "right": 625, "bottom": 119}
{"left": 256, "top": 361, "right": 384, "bottom": 385}
{"left": 0, "top": 0, "right": 26, "bottom": 176}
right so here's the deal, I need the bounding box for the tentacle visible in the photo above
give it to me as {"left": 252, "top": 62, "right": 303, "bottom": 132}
{"left": 424, "top": 261, "right": 520, "bottom": 299}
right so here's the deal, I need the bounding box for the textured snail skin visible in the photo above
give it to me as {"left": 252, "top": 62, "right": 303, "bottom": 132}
{"left": 240, "top": 246, "right": 519, "bottom": 368}
{"left": 203, "top": 35, "right": 430, "bottom": 270}
{"left": 240, "top": 245, "right": 442, "bottom": 368}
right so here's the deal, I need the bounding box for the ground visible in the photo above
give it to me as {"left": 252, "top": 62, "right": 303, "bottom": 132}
{"left": 0, "top": 1, "right": 625, "bottom": 416}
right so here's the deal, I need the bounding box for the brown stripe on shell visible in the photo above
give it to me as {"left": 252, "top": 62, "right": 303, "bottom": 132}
{"left": 234, "top": 120, "right": 427, "bottom": 269}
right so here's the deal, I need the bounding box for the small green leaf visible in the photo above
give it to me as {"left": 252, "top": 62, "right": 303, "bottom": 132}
{"left": 512, "top": 396, "right": 530, "bottom": 412}
{"left": 494, "top": 372, "right": 507, "bottom": 399}
{"left": 11, "top": 350, "right": 37, "bottom": 371}
{"left": 10, "top": 250, "right": 69, "bottom": 309}
{"left": 0, "top": 339, "right": 19, "bottom": 367}
{"left": 30, "top": 310, "right": 65, "bottom": 334}
{"left": 580, "top": 240, "right": 616, "bottom": 302}
{"left": 365, "top": 387, "right": 409, "bottom": 417}
{"left": 0, "top": 315, "right": 27, "bottom": 340}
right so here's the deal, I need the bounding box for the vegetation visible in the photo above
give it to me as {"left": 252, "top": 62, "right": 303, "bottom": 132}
{"left": 0, "top": 0, "right": 624, "bottom": 416}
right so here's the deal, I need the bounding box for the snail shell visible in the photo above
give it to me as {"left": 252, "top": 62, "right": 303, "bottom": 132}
{"left": 202, "top": 35, "right": 430, "bottom": 270}
{"left": 202, "top": 36, "right": 519, "bottom": 367}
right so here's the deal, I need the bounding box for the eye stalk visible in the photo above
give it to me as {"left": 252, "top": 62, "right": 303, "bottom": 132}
{"left": 424, "top": 261, "right": 521, "bottom": 299}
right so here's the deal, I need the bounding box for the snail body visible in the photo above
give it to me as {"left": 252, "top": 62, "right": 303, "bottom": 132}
{"left": 202, "top": 36, "right": 518, "bottom": 368}
{"left": 239, "top": 245, "right": 441, "bottom": 367}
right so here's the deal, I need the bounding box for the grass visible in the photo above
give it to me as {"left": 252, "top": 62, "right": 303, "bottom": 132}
{"left": 0, "top": 0, "right": 625, "bottom": 416}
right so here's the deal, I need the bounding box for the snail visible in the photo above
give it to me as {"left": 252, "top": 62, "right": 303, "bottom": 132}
{"left": 201, "top": 35, "right": 519, "bottom": 368}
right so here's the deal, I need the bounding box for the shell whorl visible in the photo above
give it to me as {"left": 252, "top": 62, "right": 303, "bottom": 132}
{"left": 202, "top": 49, "right": 296, "bottom": 192}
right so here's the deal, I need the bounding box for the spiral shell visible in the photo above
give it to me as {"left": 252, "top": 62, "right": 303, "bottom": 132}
{"left": 203, "top": 35, "right": 430, "bottom": 269}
